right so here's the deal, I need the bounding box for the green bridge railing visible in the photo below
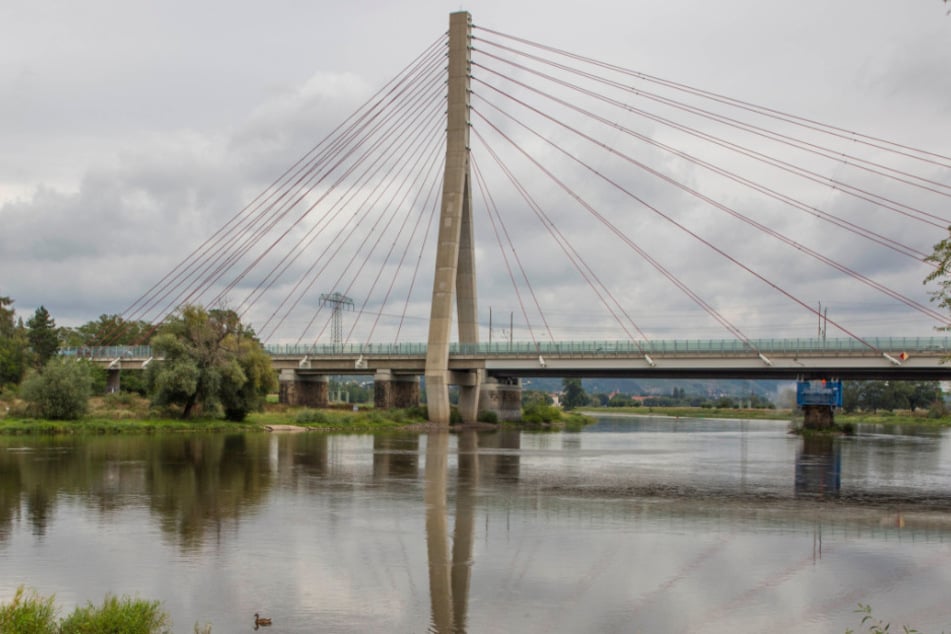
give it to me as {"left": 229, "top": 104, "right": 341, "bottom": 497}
{"left": 60, "top": 336, "right": 951, "bottom": 360}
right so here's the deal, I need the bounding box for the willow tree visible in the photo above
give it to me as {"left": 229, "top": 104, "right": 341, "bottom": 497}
{"left": 147, "top": 305, "right": 276, "bottom": 420}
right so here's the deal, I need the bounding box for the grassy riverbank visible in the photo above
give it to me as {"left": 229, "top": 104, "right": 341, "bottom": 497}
{"left": 0, "top": 394, "right": 424, "bottom": 434}
{"left": 582, "top": 406, "right": 951, "bottom": 427}
{"left": 0, "top": 586, "right": 175, "bottom": 634}
{"left": 4, "top": 396, "right": 948, "bottom": 435}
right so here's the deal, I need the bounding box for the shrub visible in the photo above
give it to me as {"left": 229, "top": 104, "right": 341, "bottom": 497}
{"left": 522, "top": 403, "right": 562, "bottom": 423}
{"left": 20, "top": 358, "right": 95, "bottom": 420}
{"left": 389, "top": 407, "right": 429, "bottom": 423}
{"left": 406, "top": 405, "right": 429, "bottom": 420}
{"left": 104, "top": 391, "right": 139, "bottom": 408}
{"left": 0, "top": 589, "right": 175, "bottom": 634}
{"left": 59, "top": 594, "right": 168, "bottom": 634}
{"left": 295, "top": 409, "right": 329, "bottom": 424}
{"left": 928, "top": 400, "right": 947, "bottom": 419}
{"left": 0, "top": 586, "right": 58, "bottom": 634}
{"left": 477, "top": 410, "right": 499, "bottom": 424}
{"left": 353, "top": 410, "right": 387, "bottom": 426}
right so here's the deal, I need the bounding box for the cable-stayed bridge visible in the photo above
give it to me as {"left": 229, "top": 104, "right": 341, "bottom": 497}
{"left": 95, "top": 12, "right": 951, "bottom": 424}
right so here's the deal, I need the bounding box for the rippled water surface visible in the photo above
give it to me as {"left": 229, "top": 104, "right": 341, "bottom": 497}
{"left": 2, "top": 416, "right": 951, "bottom": 632}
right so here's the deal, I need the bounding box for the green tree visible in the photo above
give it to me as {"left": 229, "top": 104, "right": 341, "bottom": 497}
{"left": 20, "top": 357, "right": 95, "bottom": 420}
{"left": 608, "top": 394, "right": 634, "bottom": 407}
{"left": 925, "top": 229, "right": 951, "bottom": 320}
{"left": 219, "top": 336, "right": 278, "bottom": 421}
{"left": 0, "top": 296, "right": 28, "bottom": 387}
{"left": 27, "top": 306, "right": 59, "bottom": 368}
{"left": 0, "top": 296, "right": 15, "bottom": 337}
{"left": 561, "top": 377, "right": 589, "bottom": 410}
{"left": 76, "top": 314, "right": 152, "bottom": 347}
{"left": 521, "top": 390, "right": 553, "bottom": 407}
{"left": 843, "top": 380, "right": 941, "bottom": 413}
{"left": 147, "top": 305, "right": 276, "bottom": 420}
{"left": 842, "top": 381, "right": 860, "bottom": 413}
{"left": 908, "top": 380, "right": 941, "bottom": 411}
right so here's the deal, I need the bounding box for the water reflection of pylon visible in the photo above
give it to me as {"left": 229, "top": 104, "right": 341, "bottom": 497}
{"left": 425, "top": 431, "right": 478, "bottom": 633}
{"left": 319, "top": 292, "right": 353, "bottom": 351}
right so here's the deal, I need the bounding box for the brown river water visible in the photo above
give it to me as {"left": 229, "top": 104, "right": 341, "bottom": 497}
{"left": 2, "top": 416, "right": 951, "bottom": 633}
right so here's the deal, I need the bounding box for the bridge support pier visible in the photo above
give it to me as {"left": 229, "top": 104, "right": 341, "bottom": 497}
{"left": 106, "top": 369, "right": 121, "bottom": 394}
{"left": 451, "top": 370, "right": 482, "bottom": 423}
{"left": 278, "top": 370, "right": 328, "bottom": 408}
{"left": 478, "top": 376, "right": 522, "bottom": 422}
{"left": 374, "top": 370, "right": 420, "bottom": 409}
{"left": 801, "top": 405, "right": 835, "bottom": 430}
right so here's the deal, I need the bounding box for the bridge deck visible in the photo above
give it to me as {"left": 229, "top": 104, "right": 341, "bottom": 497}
{"left": 63, "top": 336, "right": 951, "bottom": 381}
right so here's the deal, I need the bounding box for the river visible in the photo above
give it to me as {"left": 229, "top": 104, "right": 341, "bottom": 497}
{"left": 2, "top": 416, "right": 951, "bottom": 632}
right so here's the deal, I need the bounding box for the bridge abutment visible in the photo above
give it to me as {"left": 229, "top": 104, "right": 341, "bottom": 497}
{"left": 278, "top": 370, "right": 328, "bottom": 408}
{"left": 478, "top": 376, "right": 522, "bottom": 422}
{"left": 374, "top": 370, "right": 420, "bottom": 409}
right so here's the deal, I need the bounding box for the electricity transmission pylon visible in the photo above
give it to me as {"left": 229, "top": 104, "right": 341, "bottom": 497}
{"left": 320, "top": 292, "right": 353, "bottom": 350}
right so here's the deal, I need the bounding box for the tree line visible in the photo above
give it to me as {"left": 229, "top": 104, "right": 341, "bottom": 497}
{"left": 551, "top": 378, "right": 777, "bottom": 410}
{"left": 547, "top": 377, "right": 945, "bottom": 414}
{"left": 0, "top": 296, "right": 275, "bottom": 422}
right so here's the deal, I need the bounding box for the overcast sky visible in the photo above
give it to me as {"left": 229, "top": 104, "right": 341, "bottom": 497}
{"left": 2, "top": 0, "right": 950, "bottom": 344}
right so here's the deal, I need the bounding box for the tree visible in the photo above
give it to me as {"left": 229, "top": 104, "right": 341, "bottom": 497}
{"left": 608, "top": 394, "right": 634, "bottom": 407}
{"left": 908, "top": 381, "right": 941, "bottom": 411}
{"left": 842, "top": 380, "right": 941, "bottom": 413}
{"left": 20, "top": 358, "right": 95, "bottom": 420}
{"left": 924, "top": 230, "right": 951, "bottom": 323}
{"left": 147, "top": 305, "right": 276, "bottom": 420}
{"left": 75, "top": 314, "right": 152, "bottom": 347}
{"left": 0, "top": 296, "right": 28, "bottom": 387}
{"left": 842, "top": 381, "right": 860, "bottom": 413}
{"left": 521, "top": 390, "right": 553, "bottom": 407}
{"left": 27, "top": 306, "right": 59, "bottom": 368}
{"left": 561, "top": 378, "right": 589, "bottom": 410}
{"left": 0, "top": 296, "right": 14, "bottom": 337}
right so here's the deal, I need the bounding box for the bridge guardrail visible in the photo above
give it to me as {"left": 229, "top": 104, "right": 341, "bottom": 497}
{"left": 60, "top": 345, "right": 154, "bottom": 359}
{"left": 59, "top": 336, "right": 951, "bottom": 360}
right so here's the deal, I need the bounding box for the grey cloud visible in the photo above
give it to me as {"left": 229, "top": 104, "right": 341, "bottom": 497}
{"left": 1, "top": 0, "right": 948, "bottom": 343}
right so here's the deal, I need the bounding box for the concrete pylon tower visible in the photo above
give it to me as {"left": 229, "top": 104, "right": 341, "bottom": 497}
{"left": 425, "top": 11, "right": 480, "bottom": 425}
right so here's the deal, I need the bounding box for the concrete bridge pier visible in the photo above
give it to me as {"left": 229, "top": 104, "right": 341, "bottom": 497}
{"left": 374, "top": 370, "right": 420, "bottom": 409}
{"left": 278, "top": 370, "right": 328, "bottom": 407}
{"left": 451, "top": 370, "right": 482, "bottom": 423}
{"left": 106, "top": 369, "right": 121, "bottom": 394}
{"left": 796, "top": 378, "right": 841, "bottom": 431}
{"left": 478, "top": 376, "right": 522, "bottom": 422}
{"left": 802, "top": 405, "right": 835, "bottom": 430}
